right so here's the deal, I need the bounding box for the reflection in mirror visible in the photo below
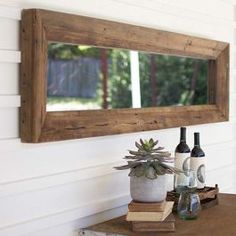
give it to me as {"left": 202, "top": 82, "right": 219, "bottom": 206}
{"left": 47, "top": 43, "right": 208, "bottom": 111}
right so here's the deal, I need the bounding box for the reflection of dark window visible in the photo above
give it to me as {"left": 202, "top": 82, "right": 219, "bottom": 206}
{"left": 47, "top": 58, "right": 100, "bottom": 98}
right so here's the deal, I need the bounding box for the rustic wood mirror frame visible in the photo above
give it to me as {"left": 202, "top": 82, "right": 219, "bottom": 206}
{"left": 20, "top": 9, "right": 229, "bottom": 143}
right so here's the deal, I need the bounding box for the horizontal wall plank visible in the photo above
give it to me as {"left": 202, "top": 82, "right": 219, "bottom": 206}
{"left": 230, "top": 76, "right": 236, "bottom": 93}
{"left": 0, "top": 95, "right": 20, "bottom": 107}
{"left": 1, "top": 207, "right": 128, "bottom": 236}
{"left": 230, "top": 94, "right": 236, "bottom": 118}
{"left": 0, "top": 5, "right": 21, "bottom": 20}
{"left": 0, "top": 18, "right": 19, "bottom": 50}
{"left": 0, "top": 63, "right": 19, "bottom": 94}
{"left": 0, "top": 50, "right": 20, "bottom": 63}
{"left": 0, "top": 108, "right": 18, "bottom": 139}
{"left": 129, "top": 0, "right": 234, "bottom": 21}
{"left": 0, "top": 198, "right": 128, "bottom": 236}
{"left": 222, "top": 184, "right": 236, "bottom": 194}
{"left": 0, "top": 161, "right": 125, "bottom": 198}
{"left": 0, "top": 173, "right": 130, "bottom": 229}
{"left": 232, "top": 68, "right": 236, "bottom": 74}
{"left": 0, "top": 138, "right": 20, "bottom": 152}
{"left": 207, "top": 164, "right": 236, "bottom": 190}
{"left": 0, "top": 0, "right": 234, "bottom": 22}
{"left": 234, "top": 52, "right": 236, "bottom": 68}
{"left": 233, "top": 75, "right": 236, "bottom": 93}
{"left": 112, "top": 0, "right": 234, "bottom": 25}
{"left": 9, "top": 0, "right": 234, "bottom": 26}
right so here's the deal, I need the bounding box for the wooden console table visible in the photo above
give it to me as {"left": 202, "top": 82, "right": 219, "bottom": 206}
{"left": 80, "top": 194, "right": 236, "bottom": 236}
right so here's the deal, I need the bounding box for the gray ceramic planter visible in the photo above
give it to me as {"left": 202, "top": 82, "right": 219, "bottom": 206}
{"left": 130, "top": 175, "right": 167, "bottom": 202}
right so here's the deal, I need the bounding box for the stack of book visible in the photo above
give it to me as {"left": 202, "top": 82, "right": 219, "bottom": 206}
{"left": 126, "top": 200, "right": 175, "bottom": 232}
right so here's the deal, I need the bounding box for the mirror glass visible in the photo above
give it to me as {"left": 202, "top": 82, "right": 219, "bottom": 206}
{"left": 47, "top": 43, "right": 208, "bottom": 111}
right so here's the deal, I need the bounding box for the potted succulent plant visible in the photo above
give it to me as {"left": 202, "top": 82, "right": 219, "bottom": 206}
{"left": 114, "top": 138, "right": 180, "bottom": 202}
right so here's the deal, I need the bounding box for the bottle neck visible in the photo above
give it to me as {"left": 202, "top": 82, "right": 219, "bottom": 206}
{"left": 180, "top": 127, "right": 186, "bottom": 142}
{"left": 194, "top": 132, "right": 200, "bottom": 146}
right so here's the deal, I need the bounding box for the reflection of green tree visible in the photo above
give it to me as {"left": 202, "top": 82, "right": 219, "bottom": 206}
{"left": 109, "top": 50, "right": 132, "bottom": 108}
{"left": 139, "top": 54, "right": 207, "bottom": 107}
{"left": 48, "top": 43, "right": 101, "bottom": 59}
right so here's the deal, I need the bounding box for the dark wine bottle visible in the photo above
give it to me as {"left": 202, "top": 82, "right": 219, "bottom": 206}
{"left": 190, "top": 132, "right": 205, "bottom": 189}
{"left": 174, "top": 127, "right": 190, "bottom": 189}
{"left": 175, "top": 127, "right": 190, "bottom": 154}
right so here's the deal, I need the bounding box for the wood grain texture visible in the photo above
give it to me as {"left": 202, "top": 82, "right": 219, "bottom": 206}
{"left": 39, "top": 105, "right": 226, "bottom": 142}
{"left": 20, "top": 9, "right": 230, "bottom": 143}
{"left": 20, "top": 9, "right": 47, "bottom": 142}
{"left": 39, "top": 9, "right": 227, "bottom": 60}
{"left": 215, "top": 45, "right": 229, "bottom": 119}
{"left": 82, "top": 194, "right": 236, "bottom": 236}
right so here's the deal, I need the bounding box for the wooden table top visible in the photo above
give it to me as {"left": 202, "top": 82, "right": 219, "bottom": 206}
{"left": 83, "top": 193, "right": 236, "bottom": 236}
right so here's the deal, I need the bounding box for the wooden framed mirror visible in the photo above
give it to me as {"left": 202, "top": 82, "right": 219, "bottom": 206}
{"left": 20, "top": 9, "right": 229, "bottom": 143}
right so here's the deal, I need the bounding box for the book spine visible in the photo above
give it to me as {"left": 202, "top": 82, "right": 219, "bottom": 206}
{"left": 128, "top": 204, "right": 165, "bottom": 212}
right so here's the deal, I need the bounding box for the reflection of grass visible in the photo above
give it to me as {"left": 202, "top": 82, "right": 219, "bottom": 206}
{"left": 47, "top": 96, "right": 99, "bottom": 105}
{"left": 47, "top": 96, "right": 102, "bottom": 111}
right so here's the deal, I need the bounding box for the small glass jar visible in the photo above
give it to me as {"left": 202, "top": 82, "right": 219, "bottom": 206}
{"left": 176, "top": 170, "right": 201, "bottom": 220}
{"left": 177, "top": 188, "right": 201, "bottom": 220}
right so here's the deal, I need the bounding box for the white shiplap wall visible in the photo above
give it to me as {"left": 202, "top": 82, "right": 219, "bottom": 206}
{"left": 0, "top": 0, "right": 236, "bottom": 235}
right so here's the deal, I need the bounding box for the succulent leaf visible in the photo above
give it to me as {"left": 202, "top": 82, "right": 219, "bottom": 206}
{"left": 127, "top": 161, "right": 140, "bottom": 166}
{"left": 114, "top": 165, "right": 130, "bottom": 170}
{"left": 153, "top": 140, "right": 158, "bottom": 146}
{"left": 114, "top": 138, "right": 179, "bottom": 178}
{"left": 149, "top": 138, "right": 154, "bottom": 143}
{"left": 129, "top": 150, "right": 147, "bottom": 155}
{"left": 145, "top": 166, "right": 157, "bottom": 179}
{"left": 135, "top": 141, "right": 143, "bottom": 150}
{"left": 123, "top": 156, "right": 138, "bottom": 159}
{"left": 153, "top": 162, "right": 166, "bottom": 175}
{"left": 152, "top": 152, "right": 171, "bottom": 157}
{"left": 128, "top": 168, "right": 136, "bottom": 177}
{"left": 114, "top": 161, "right": 141, "bottom": 170}
{"left": 140, "top": 139, "right": 145, "bottom": 146}
{"left": 153, "top": 147, "right": 164, "bottom": 151}
{"left": 133, "top": 165, "right": 145, "bottom": 177}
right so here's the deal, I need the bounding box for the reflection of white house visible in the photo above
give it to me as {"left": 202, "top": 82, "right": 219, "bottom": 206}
{"left": 0, "top": 0, "right": 236, "bottom": 236}
{"left": 130, "top": 51, "right": 141, "bottom": 108}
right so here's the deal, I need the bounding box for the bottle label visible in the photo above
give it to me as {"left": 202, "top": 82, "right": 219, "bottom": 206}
{"left": 174, "top": 152, "right": 190, "bottom": 188}
{"left": 190, "top": 157, "right": 205, "bottom": 189}
{"left": 175, "top": 152, "right": 190, "bottom": 171}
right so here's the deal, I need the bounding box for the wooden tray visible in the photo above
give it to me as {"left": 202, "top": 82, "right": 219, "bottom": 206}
{"left": 166, "top": 184, "right": 219, "bottom": 211}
